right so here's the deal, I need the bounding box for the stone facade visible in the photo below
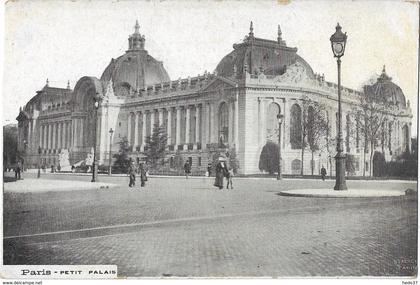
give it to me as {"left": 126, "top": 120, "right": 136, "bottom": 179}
{"left": 16, "top": 22, "right": 413, "bottom": 175}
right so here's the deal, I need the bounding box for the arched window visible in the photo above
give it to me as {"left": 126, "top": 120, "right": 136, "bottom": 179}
{"left": 266, "top": 102, "right": 280, "bottom": 142}
{"left": 290, "top": 104, "right": 302, "bottom": 149}
{"left": 219, "top": 102, "right": 229, "bottom": 145}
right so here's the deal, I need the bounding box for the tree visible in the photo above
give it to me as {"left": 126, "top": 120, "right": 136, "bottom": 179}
{"left": 3, "top": 124, "right": 18, "bottom": 169}
{"left": 142, "top": 122, "right": 168, "bottom": 170}
{"left": 112, "top": 137, "right": 131, "bottom": 173}
{"left": 301, "top": 98, "right": 329, "bottom": 175}
{"left": 353, "top": 85, "right": 393, "bottom": 176}
{"left": 258, "top": 142, "right": 279, "bottom": 175}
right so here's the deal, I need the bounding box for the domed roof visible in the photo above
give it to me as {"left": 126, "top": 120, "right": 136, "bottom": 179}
{"left": 365, "top": 66, "right": 406, "bottom": 108}
{"left": 215, "top": 23, "right": 315, "bottom": 80}
{"left": 100, "top": 21, "right": 170, "bottom": 92}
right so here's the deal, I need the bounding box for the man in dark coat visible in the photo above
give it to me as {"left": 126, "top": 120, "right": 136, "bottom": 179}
{"left": 321, "top": 165, "right": 327, "bottom": 181}
{"left": 184, "top": 161, "right": 191, "bottom": 179}
{"left": 15, "top": 161, "right": 21, "bottom": 180}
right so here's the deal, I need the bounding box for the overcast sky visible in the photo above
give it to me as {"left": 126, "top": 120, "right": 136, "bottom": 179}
{"left": 2, "top": 0, "right": 418, "bottom": 135}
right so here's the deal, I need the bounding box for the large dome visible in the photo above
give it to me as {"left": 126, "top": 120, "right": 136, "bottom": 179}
{"left": 100, "top": 21, "right": 170, "bottom": 93}
{"left": 215, "top": 23, "right": 314, "bottom": 80}
{"left": 365, "top": 66, "right": 406, "bottom": 108}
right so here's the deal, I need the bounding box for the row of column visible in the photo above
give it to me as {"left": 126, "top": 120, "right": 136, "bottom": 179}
{"left": 40, "top": 121, "right": 72, "bottom": 150}
{"left": 126, "top": 100, "right": 238, "bottom": 151}
{"left": 127, "top": 104, "right": 203, "bottom": 150}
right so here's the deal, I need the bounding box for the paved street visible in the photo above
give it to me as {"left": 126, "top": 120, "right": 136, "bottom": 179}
{"left": 3, "top": 173, "right": 417, "bottom": 277}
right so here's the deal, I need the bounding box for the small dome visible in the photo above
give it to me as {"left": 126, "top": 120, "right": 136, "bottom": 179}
{"left": 215, "top": 23, "right": 314, "bottom": 80}
{"left": 100, "top": 21, "right": 170, "bottom": 92}
{"left": 366, "top": 66, "right": 406, "bottom": 108}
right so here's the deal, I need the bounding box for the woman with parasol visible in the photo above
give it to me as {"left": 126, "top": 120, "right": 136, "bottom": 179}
{"left": 214, "top": 156, "right": 228, "bottom": 189}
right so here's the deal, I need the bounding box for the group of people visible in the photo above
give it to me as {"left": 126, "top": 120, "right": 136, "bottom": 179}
{"left": 128, "top": 161, "right": 148, "bottom": 188}
{"left": 183, "top": 158, "right": 233, "bottom": 190}
{"left": 214, "top": 157, "right": 234, "bottom": 190}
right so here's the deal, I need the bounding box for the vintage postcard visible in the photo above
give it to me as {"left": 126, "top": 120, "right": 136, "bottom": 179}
{"left": 1, "top": 0, "right": 418, "bottom": 282}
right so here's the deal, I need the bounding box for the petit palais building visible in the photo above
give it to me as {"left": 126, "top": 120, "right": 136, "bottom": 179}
{"left": 16, "top": 22, "right": 413, "bottom": 175}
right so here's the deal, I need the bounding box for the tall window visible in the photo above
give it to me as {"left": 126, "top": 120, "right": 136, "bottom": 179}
{"left": 266, "top": 102, "right": 280, "bottom": 142}
{"left": 307, "top": 106, "right": 315, "bottom": 147}
{"left": 290, "top": 104, "right": 302, "bottom": 149}
{"left": 219, "top": 102, "right": 229, "bottom": 144}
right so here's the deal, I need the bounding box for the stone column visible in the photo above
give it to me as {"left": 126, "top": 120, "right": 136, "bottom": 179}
{"left": 44, "top": 125, "right": 48, "bottom": 149}
{"left": 185, "top": 106, "right": 191, "bottom": 144}
{"left": 158, "top": 108, "right": 164, "bottom": 126}
{"left": 48, "top": 124, "right": 52, "bottom": 150}
{"left": 68, "top": 122, "right": 72, "bottom": 148}
{"left": 72, "top": 120, "right": 77, "bottom": 148}
{"left": 408, "top": 123, "right": 412, "bottom": 152}
{"left": 283, "top": 99, "right": 289, "bottom": 149}
{"left": 141, "top": 112, "right": 147, "bottom": 150}
{"left": 57, "top": 122, "right": 62, "bottom": 150}
{"left": 195, "top": 104, "right": 200, "bottom": 143}
{"left": 40, "top": 125, "right": 44, "bottom": 149}
{"left": 176, "top": 107, "right": 181, "bottom": 145}
{"left": 62, "top": 122, "right": 66, "bottom": 149}
{"left": 167, "top": 108, "right": 172, "bottom": 145}
{"left": 79, "top": 118, "right": 84, "bottom": 147}
{"left": 259, "top": 98, "right": 266, "bottom": 145}
{"left": 234, "top": 96, "right": 239, "bottom": 149}
{"left": 53, "top": 123, "right": 57, "bottom": 150}
{"left": 64, "top": 122, "right": 70, "bottom": 149}
{"left": 150, "top": 109, "right": 155, "bottom": 133}
{"left": 228, "top": 101, "right": 234, "bottom": 145}
{"left": 127, "top": 112, "right": 132, "bottom": 146}
{"left": 202, "top": 103, "right": 208, "bottom": 146}
{"left": 28, "top": 120, "right": 32, "bottom": 151}
{"left": 134, "top": 112, "right": 139, "bottom": 149}
{"left": 209, "top": 103, "right": 215, "bottom": 143}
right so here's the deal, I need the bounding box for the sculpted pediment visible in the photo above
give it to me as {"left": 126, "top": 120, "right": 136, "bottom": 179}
{"left": 274, "top": 61, "right": 314, "bottom": 86}
{"left": 201, "top": 76, "right": 237, "bottom": 93}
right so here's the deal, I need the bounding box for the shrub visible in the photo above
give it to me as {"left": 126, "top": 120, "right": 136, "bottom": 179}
{"left": 258, "top": 142, "right": 279, "bottom": 174}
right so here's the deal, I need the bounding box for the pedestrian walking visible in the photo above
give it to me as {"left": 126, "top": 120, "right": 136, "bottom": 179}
{"left": 128, "top": 163, "right": 136, "bottom": 187}
{"left": 321, "top": 165, "right": 327, "bottom": 181}
{"left": 226, "top": 167, "right": 234, "bottom": 189}
{"left": 14, "top": 161, "right": 21, "bottom": 180}
{"left": 214, "top": 157, "right": 227, "bottom": 190}
{"left": 184, "top": 161, "right": 191, "bottom": 179}
{"left": 139, "top": 163, "right": 147, "bottom": 187}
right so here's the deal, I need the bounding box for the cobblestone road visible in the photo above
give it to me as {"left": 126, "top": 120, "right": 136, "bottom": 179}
{"left": 3, "top": 173, "right": 417, "bottom": 277}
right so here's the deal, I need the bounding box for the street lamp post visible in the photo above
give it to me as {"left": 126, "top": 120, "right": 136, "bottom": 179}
{"left": 330, "top": 23, "right": 348, "bottom": 191}
{"left": 277, "top": 113, "right": 284, "bottom": 180}
{"left": 37, "top": 146, "right": 42, "bottom": 178}
{"left": 108, "top": 128, "right": 114, "bottom": 175}
{"left": 91, "top": 93, "right": 101, "bottom": 182}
